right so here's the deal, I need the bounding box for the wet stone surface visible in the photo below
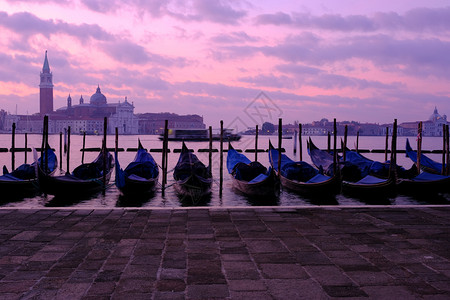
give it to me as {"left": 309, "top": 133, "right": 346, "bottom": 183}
{"left": 0, "top": 206, "right": 449, "bottom": 299}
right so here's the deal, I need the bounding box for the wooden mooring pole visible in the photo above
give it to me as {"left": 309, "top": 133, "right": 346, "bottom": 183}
{"left": 11, "top": 123, "right": 15, "bottom": 171}
{"left": 356, "top": 131, "right": 360, "bottom": 153}
{"left": 299, "top": 123, "right": 302, "bottom": 161}
{"left": 333, "top": 119, "right": 337, "bottom": 176}
{"left": 115, "top": 127, "right": 119, "bottom": 153}
{"left": 255, "top": 125, "right": 258, "bottom": 162}
{"left": 219, "top": 120, "right": 223, "bottom": 197}
{"left": 43, "top": 116, "right": 49, "bottom": 173}
{"left": 384, "top": 126, "right": 389, "bottom": 162}
{"left": 161, "top": 120, "right": 168, "bottom": 196}
{"left": 278, "top": 118, "right": 282, "bottom": 177}
{"left": 209, "top": 126, "right": 212, "bottom": 170}
{"left": 24, "top": 133, "right": 28, "bottom": 164}
{"left": 59, "top": 132, "right": 62, "bottom": 170}
{"left": 389, "top": 119, "right": 398, "bottom": 180}
{"left": 442, "top": 124, "right": 446, "bottom": 175}
{"left": 417, "top": 121, "right": 423, "bottom": 175}
{"left": 293, "top": 127, "right": 297, "bottom": 154}
{"left": 343, "top": 125, "right": 348, "bottom": 162}
{"left": 67, "top": 126, "right": 71, "bottom": 174}
{"left": 102, "top": 117, "right": 107, "bottom": 196}
{"left": 445, "top": 125, "right": 450, "bottom": 176}
{"left": 82, "top": 131, "right": 86, "bottom": 164}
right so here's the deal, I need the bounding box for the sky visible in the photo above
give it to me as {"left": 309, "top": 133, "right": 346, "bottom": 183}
{"left": 0, "top": 0, "right": 449, "bottom": 130}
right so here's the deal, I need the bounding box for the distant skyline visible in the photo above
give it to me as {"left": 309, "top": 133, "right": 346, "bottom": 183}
{"left": 0, "top": 0, "right": 449, "bottom": 129}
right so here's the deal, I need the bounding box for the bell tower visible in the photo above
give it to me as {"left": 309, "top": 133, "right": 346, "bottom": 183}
{"left": 39, "top": 50, "right": 53, "bottom": 115}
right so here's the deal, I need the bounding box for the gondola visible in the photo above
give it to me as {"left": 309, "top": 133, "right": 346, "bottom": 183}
{"left": 398, "top": 139, "right": 450, "bottom": 195}
{"left": 227, "top": 143, "right": 279, "bottom": 197}
{"left": 308, "top": 138, "right": 416, "bottom": 180}
{"left": 37, "top": 145, "right": 113, "bottom": 197}
{"left": 268, "top": 142, "right": 338, "bottom": 197}
{"left": 341, "top": 174, "right": 396, "bottom": 199}
{"left": 307, "top": 138, "right": 397, "bottom": 199}
{"left": 0, "top": 147, "right": 57, "bottom": 200}
{"left": 115, "top": 140, "right": 159, "bottom": 197}
{"left": 405, "top": 138, "right": 445, "bottom": 174}
{"left": 173, "top": 142, "right": 212, "bottom": 199}
{"left": 397, "top": 171, "right": 450, "bottom": 195}
{"left": 307, "top": 137, "right": 336, "bottom": 173}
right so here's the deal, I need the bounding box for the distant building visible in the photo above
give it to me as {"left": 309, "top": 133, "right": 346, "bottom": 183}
{"left": 399, "top": 107, "right": 448, "bottom": 137}
{"left": 39, "top": 51, "right": 53, "bottom": 115}
{"left": 137, "top": 113, "right": 205, "bottom": 134}
{"left": 4, "top": 51, "right": 139, "bottom": 135}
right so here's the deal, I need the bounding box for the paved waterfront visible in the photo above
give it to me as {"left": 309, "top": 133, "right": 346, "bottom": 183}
{"left": 0, "top": 206, "right": 449, "bottom": 299}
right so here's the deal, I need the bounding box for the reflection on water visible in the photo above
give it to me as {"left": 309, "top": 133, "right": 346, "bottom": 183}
{"left": 0, "top": 134, "right": 449, "bottom": 208}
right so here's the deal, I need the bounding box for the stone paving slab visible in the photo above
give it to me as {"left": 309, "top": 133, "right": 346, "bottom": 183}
{"left": 0, "top": 206, "right": 449, "bottom": 299}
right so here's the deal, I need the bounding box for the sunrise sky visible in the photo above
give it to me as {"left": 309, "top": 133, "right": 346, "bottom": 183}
{"left": 0, "top": 0, "right": 449, "bottom": 129}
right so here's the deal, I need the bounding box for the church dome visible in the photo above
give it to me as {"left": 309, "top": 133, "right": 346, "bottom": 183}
{"left": 90, "top": 85, "right": 107, "bottom": 106}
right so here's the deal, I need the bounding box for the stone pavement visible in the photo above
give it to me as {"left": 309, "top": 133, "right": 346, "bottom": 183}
{"left": 0, "top": 206, "right": 449, "bottom": 299}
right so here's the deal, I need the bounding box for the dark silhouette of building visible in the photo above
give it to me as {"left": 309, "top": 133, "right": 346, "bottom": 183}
{"left": 39, "top": 51, "right": 53, "bottom": 115}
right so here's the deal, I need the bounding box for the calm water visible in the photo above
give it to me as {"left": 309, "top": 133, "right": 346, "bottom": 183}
{"left": 0, "top": 133, "right": 449, "bottom": 208}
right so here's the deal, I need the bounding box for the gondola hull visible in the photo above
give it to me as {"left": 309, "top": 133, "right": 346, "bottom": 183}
{"left": 397, "top": 175, "right": 450, "bottom": 195}
{"left": 0, "top": 148, "right": 57, "bottom": 201}
{"left": 115, "top": 142, "right": 159, "bottom": 197}
{"left": 280, "top": 174, "right": 339, "bottom": 198}
{"left": 230, "top": 170, "right": 280, "bottom": 198}
{"left": 174, "top": 174, "right": 212, "bottom": 198}
{"left": 0, "top": 178, "right": 38, "bottom": 200}
{"left": 37, "top": 167, "right": 113, "bottom": 197}
{"left": 342, "top": 177, "right": 396, "bottom": 199}
{"left": 119, "top": 176, "right": 158, "bottom": 196}
{"left": 173, "top": 142, "right": 212, "bottom": 200}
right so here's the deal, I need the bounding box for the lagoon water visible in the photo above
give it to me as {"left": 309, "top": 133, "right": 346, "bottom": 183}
{"left": 0, "top": 133, "right": 449, "bottom": 208}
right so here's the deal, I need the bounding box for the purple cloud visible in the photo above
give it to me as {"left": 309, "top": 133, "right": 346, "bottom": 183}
{"left": 239, "top": 74, "right": 295, "bottom": 89}
{"left": 0, "top": 11, "right": 113, "bottom": 41}
{"left": 255, "top": 7, "right": 450, "bottom": 33}
{"left": 189, "top": 0, "right": 247, "bottom": 25}
{"left": 255, "top": 34, "right": 450, "bottom": 78}
{"left": 166, "top": 0, "right": 246, "bottom": 24}
{"left": 210, "top": 31, "right": 258, "bottom": 44}
{"left": 255, "top": 12, "right": 292, "bottom": 25}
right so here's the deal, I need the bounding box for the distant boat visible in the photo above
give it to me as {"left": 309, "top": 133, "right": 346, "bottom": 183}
{"left": 159, "top": 128, "right": 241, "bottom": 141}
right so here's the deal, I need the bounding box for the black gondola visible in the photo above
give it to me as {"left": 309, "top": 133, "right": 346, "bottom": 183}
{"left": 227, "top": 143, "right": 279, "bottom": 198}
{"left": 268, "top": 141, "right": 338, "bottom": 198}
{"left": 115, "top": 140, "right": 159, "bottom": 197}
{"left": 0, "top": 147, "right": 57, "bottom": 200}
{"left": 173, "top": 142, "right": 212, "bottom": 199}
{"left": 37, "top": 145, "right": 113, "bottom": 197}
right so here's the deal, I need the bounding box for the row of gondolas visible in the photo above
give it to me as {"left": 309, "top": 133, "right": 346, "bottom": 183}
{"left": 1, "top": 134, "right": 449, "bottom": 203}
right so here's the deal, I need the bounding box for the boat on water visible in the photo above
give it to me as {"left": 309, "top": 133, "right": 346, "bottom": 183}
{"left": 398, "top": 138, "right": 450, "bottom": 195}
{"left": 227, "top": 143, "right": 279, "bottom": 198}
{"left": 307, "top": 138, "right": 397, "bottom": 199}
{"left": 0, "top": 147, "right": 57, "bottom": 200}
{"left": 115, "top": 140, "right": 159, "bottom": 197}
{"left": 37, "top": 145, "right": 114, "bottom": 197}
{"left": 159, "top": 128, "right": 241, "bottom": 141}
{"left": 405, "top": 138, "right": 446, "bottom": 175}
{"left": 173, "top": 142, "right": 212, "bottom": 199}
{"left": 269, "top": 141, "right": 339, "bottom": 198}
